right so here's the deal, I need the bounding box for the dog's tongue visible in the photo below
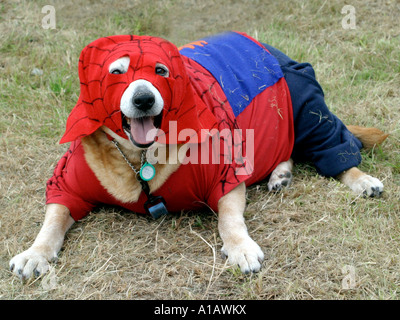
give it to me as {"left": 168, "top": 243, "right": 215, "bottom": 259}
{"left": 129, "top": 117, "right": 157, "bottom": 145}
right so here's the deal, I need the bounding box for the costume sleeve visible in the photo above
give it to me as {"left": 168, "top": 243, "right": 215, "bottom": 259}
{"left": 46, "top": 141, "right": 98, "bottom": 221}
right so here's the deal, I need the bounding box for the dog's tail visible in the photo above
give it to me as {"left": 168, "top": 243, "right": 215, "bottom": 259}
{"left": 347, "top": 125, "right": 389, "bottom": 149}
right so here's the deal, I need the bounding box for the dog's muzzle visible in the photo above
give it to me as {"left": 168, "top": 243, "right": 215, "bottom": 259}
{"left": 120, "top": 79, "right": 164, "bottom": 148}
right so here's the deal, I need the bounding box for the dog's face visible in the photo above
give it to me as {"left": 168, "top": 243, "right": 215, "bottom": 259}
{"left": 100, "top": 41, "right": 179, "bottom": 149}
{"left": 108, "top": 56, "right": 169, "bottom": 148}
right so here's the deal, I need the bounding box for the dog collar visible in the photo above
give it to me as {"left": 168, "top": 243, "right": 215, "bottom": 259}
{"left": 112, "top": 140, "right": 168, "bottom": 219}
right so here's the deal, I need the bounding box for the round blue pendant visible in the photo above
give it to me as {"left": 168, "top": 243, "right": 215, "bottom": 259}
{"left": 140, "top": 162, "right": 156, "bottom": 181}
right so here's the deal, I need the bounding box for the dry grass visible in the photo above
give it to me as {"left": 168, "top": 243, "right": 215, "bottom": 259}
{"left": 1, "top": 0, "right": 399, "bottom": 300}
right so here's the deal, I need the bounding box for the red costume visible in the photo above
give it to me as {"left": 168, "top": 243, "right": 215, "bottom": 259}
{"left": 46, "top": 32, "right": 294, "bottom": 221}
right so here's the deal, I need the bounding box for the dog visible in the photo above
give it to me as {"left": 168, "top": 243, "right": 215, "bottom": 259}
{"left": 10, "top": 32, "right": 388, "bottom": 279}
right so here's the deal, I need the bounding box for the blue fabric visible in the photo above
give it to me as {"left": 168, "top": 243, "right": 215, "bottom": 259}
{"left": 180, "top": 32, "right": 283, "bottom": 117}
{"left": 263, "top": 43, "right": 362, "bottom": 177}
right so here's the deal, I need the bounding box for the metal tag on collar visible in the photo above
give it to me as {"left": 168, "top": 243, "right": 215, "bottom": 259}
{"left": 139, "top": 162, "right": 156, "bottom": 181}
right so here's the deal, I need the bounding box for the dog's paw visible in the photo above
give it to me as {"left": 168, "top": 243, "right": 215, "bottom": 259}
{"left": 351, "top": 175, "right": 384, "bottom": 197}
{"left": 221, "top": 237, "right": 264, "bottom": 274}
{"left": 268, "top": 170, "right": 292, "bottom": 192}
{"left": 9, "top": 248, "right": 54, "bottom": 280}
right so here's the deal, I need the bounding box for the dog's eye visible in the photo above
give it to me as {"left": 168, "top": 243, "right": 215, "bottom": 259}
{"left": 155, "top": 64, "right": 169, "bottom": 77}
{"left": 110, "top": 69, "right": 123, "bottom": 75}
{"left": 109, "top": 56, "right": 130, "bottom": 75}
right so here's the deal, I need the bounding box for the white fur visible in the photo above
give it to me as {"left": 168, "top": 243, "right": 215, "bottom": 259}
{"left": 120, "top": 79, "right": 164, "bottom": 119}
{"left": 108, "top": 56, "right": 130, "bottom": 74}
{"left": 343, "top": 173, "right": 384, "bottom": 197}
{"left": 268, "top": 159, "right": 294, "bottom": 191}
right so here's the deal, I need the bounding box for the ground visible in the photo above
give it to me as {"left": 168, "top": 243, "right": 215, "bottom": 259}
{"left": 0, "top": 0, "right": 399, "bottom": 300}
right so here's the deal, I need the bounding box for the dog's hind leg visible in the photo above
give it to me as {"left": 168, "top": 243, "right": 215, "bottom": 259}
{"left": 338, "top": 125, "right": 388, "bottom": 197}
{"left": 9, "top": 204, "right": 74, "bottom": 280}
{"left": 338, "top": 167, "right": 384, "bottom": 197}
{"left": 267, "top": 158, "right": 294, "bottom": 191}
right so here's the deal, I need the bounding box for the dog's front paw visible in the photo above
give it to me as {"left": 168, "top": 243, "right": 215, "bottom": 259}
{"left": 352, "top": 175, "right": 384, "bottom": 197}
{"left": 221, "top": 237, "right": 264, "bottom": 274}
{"left": 268, "top": 170, "right": 292, "bottom": 191}
{"left": 9, "top": 248, "right": 54, "bottom": 280}
{"left": 268, "top": 160, "right": 293, "bottom": 192}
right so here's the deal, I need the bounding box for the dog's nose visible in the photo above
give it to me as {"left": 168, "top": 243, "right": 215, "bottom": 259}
{"left": 133, "top": 93, "right": 155, "bottom": 111}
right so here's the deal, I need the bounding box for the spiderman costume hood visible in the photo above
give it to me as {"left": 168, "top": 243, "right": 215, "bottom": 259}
{"left": 60, "top": 35, "right": 218, "bottom": 145}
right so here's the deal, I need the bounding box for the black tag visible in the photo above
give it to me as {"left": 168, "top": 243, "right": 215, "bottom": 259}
{"left": 139, "top": 177, "right": 168, "bottom": 219}
{"left": 144, "top": 195, "right": 168, "bottom": 219}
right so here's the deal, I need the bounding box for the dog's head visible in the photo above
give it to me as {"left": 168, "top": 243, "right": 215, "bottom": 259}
{"left": 60, "top": 35, "right": 217, "bottom": 148}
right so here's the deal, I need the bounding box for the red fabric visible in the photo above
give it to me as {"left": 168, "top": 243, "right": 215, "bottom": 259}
{"left": 60, "top": 35, "right": 217, "bottom": 144}
{"left": 183, "top": 58, "right": 294, "bottom": 208}
{"left": 47, "top": 33, "right": 294, "bottom": 221}
{"left": 46, "top": 140, "right": 237, "bottom": 220}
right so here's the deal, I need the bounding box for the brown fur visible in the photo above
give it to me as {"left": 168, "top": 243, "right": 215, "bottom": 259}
{"left": 338, "top": 166, "right": 365, "bottom": 185}
{"left": 82, "top": 127, "right": 182, "bottom": 203}
{"left": 346, "top": 125, "right": 389, "bottom": 149}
